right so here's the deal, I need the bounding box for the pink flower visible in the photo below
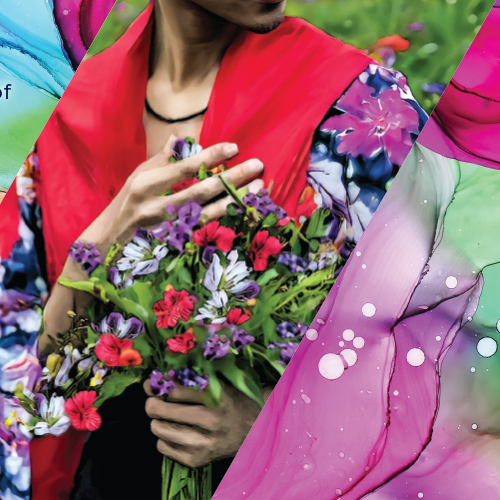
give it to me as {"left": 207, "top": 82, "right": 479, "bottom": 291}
{"left": 193, "top": 221, "right": 237, "bottom": 253}
{"left": 153, "top": 287, "right": 196, "bottom": 328}
{"left": 166, "top": 329, "right": 196, "bottom": 354}
{"left": 64, "top": 391, "right": 102, "bottom": 431}
{"left": 226, "top": 308, "right": 251, "bottom": 325}
{"left": 94, "top": 334, "right": 132, "bottom": 367}
{"left": 250, "top": 231, "right": 282, "bottom": 271}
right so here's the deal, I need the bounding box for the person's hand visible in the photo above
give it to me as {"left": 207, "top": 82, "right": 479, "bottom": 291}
{"left": 80, "top": 135, "right": 264, "bottom": 251}
{"left": 144, "top": 380, "right": 273, "bottom": 469}
{"left": 39, "top": 136, "right": 264, "bottom": 355}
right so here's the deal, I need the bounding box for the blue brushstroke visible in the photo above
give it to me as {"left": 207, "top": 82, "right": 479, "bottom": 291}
{"left": 0, "top": 0, "right": 74, "bottom": 99}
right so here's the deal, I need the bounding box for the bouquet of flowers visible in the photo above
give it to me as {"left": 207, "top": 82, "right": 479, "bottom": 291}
{"left": 14, "top": 140, "right": 339, "bottom": 500}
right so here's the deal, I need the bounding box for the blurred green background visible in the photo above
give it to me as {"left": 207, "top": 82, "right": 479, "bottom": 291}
{"left": 88, "top": 0, "right": 494, "bottom": 114}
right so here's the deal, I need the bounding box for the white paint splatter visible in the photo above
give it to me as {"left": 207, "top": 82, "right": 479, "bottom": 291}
{"left": 318, "top": 353, "right": 345, "bottom": 380}
{"left": 407, "top": 348, "right": 425, "bottom": 367}
{"left": 477, "top": 337, "right": 498, "bottom": 358}
{"left": 445, "top": 276, "right": 458, "bottom": 289}
{"left": 362, "top": 303, "right": 376, "bottom": 317}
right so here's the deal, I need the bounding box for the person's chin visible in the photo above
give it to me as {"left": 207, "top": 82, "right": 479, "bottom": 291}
{"left": 246, "top": 10, "right": 285, "bottom": 34}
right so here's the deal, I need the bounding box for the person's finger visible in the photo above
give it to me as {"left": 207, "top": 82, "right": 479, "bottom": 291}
{"left": 182, "top": 142, "right": 239, "bottom": 170}
{"left": 169, "top": 159, "right": 264, "bottom": 207}
{"left": 151, "top": 419, "right": 214, "bottom": 449}
{"left": 145, "top": 398, "right": 219, "bottom": 431}
{"left": 144, "top": 380, "right": 154, "bottom": 397}
{"left": 200, "top": 179, "right": 264, "bottom": 223}
{"left": 156, "top": 440, "right": 207, "bottom": 469}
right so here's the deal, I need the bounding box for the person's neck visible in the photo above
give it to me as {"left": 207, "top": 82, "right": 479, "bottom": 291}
{"left": 151, "top": 0, "right": 239, "bottom": 91}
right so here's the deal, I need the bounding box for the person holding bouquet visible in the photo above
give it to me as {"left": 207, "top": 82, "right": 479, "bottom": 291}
{"left": 0, "top": 0, "right": 425, "bottom": 499}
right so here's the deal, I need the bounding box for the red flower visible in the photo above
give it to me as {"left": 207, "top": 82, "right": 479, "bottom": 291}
{"left": 172, "top": 178, "right": 199, "bottom": 194}
{"left": 250, "top": 231, "right": 282, "bottom": 271}
{"left": 64, "top": 391, "right": 102, "bottom": 431}
{"left": 94, "top": 334, "right": 132, "bottom": 367}
{"left": 226, "top": 308, "right": 251, "bottom": 325}
{"left": 193, "top": 221, "right": 237, "bottom": 253}
{"left": 153, "top": 288, "right": 196, "bottom": 328}
{"left": 119, "top": 349, "right": 143, "bottom": 367}
{"left": 166, "top": 328, "right": 196, "bottom": 354}
{"left": 374, "top": 35, "right": 410, "bottom": 52}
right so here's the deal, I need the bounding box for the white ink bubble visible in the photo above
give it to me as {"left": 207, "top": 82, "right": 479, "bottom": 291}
{"left": 362, "top": 303, "right": 376, "bottom": 317}
{"left": 418, "top": 493, "right": 424, "bottom": 499}
{"left": 497, "top": 318, "right": 500, "bottom": 332}
{"left": 362, "top": 264, "right": 367, "bottom": 269}
{"left": 339, "top": 341, "right": 345, "bottom": 347}
{"left": 318, "top": 353, "right": 345, "bottom": 380}
{"left": 445, "top": 276, "right": 458, "bottom": 289}
{"left": 436, "top": 335, "right": 441, "bottom": 341}
{"left": 393, "top": 390, "right": 399, "bottom": 396}
{"left": 340, "top": 349, "right": 357, "bottom": 367}
{"left": 353, "top": 337, "right": 365, "bottom": 349}
{"left": 338, "top": 451, "right": 345, "bottom": 459}
{"left": 301, "top": 394, "right": 311, "bottom": 404}
{"left": 470, "top": 367, "right": 476, "bottom": 373}
{"left": 343, "top": 329, "right": 355, "bottom": 341}
{"left": 477, "top": 337, "right": 498, "bottom": 358}
{"left": 317, "top": 319, "right": 325, "bottom": 325}
{"left": 407, "top": 348, "right": 425, "bottom": 367}
{"left": 356, "top": 251, "right": 361, "bottom": 257}
{"left": 472, "top": 423, "right": 478, "bottom": 430}
{"left": 306, "top": 329, "right": 318, "bottom": 341}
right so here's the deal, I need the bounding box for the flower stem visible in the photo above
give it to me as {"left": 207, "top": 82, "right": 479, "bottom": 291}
{"left": 162, "top": 457, "right": 212, "bottom": 500}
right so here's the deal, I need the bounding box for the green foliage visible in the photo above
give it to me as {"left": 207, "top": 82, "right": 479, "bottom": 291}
{"left": 87, "top": 0, "right": 492, "bottom": 115}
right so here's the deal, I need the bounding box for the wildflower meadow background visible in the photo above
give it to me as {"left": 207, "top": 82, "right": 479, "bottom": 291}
{"left": 88, "top": 0, "right": 493, "bottom": 115}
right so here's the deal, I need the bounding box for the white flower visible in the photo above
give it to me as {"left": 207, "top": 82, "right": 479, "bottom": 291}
{"left": 33, "top": 394, "right": 70, "bottom": 437}
{"left": 117, "top": 229, "right": 168, "bottom": 276}
{"left": 54, "top": 345, "right": 82, "bottom": 387}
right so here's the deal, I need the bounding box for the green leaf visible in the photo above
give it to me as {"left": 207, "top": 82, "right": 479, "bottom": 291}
{"left": 256, "top": 268, "right": 279, "bottom": 286}
{"left": 105, "top": 243, "right": 123, "bottom": 267}
{"left": 217, "top": 357, "right": 264, "bottom": 408}
{"left": 95, "top": 371, "right": 142, "bottom": 407}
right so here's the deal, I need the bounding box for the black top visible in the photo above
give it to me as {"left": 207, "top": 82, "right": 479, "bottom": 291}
{"left": 70, "top": 384, "right": 233, "bottom": 500}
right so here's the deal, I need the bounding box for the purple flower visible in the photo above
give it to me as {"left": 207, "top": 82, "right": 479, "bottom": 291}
{"left": 69, "top": 241, "right": 102, "bottom": 275}
{"left": 204, "top": 334, "right": 231, "bottom": 360}
{"left": 243, "top": 189, "right": 287, "bottom": 219}
{"left": 231, "top": 328, "right": 255, "bottom": 352}
{"left": 421, "top": 82, "right": 446, "bottom": 95}
{"left": 276, "top": 322, "right": 298, "bottom": 339}
{"left": 277, "top": 252, "right": 308, "bottom": 273}
{"left": 202, "top": 246, "right": 217, "bottom": 266}
{"left": 153, "top": 203, "right": 202, "bottom": 253}
{"left": 323, "top": 79, "right": 419, "bottom": 166}
{"left": 407, "top": 21, "right": 425, "bottom": 32}
{"left": 232, "top": 280, "right": 260, "bottom": 302}
{"left": 150, "top": 369, "right": 176, "bottom": 397}
{"left": 268, "top": 341, "right": 299, "bottom": 362}
{"left": 116, "top": 229, "right": 168, "bottom": 276}
{"left": 91, "top": 312, "right": 143, "bottom": 339}
{"left": 297, "top": 322, "right": 308, "bottom": 338}
{"left": 171, "top": 138, "right": 202, "bottom": 161}
{"left": 177, "top": 201, "right": 203, "bottom": 229}
{"left": 176, "top": 368, "right": 209, "bottom": 391}
{"left": 109, "top": 267, "right": 134, "bottom": 289}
